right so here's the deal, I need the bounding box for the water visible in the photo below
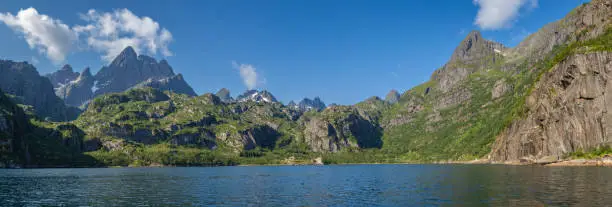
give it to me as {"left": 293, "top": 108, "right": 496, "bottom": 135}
{"left": 1, "top": 165, "right": 611, "bottom": 206}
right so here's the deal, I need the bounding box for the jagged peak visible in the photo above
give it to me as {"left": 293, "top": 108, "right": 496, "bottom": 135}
{"left": 110, "top": 46, "right": 138, "bottom": 66}
{"left": 217, "top": 88, "right": 230, "bottom": 93}
{"left": 80, "top": 67, "right": 92, "bottom": 77}
{"left": 138, "top": 54, "right": 158, "bottom": 63}
{"left": 120, "top": 46, "right": 138, "bottom": 58}
{"left": 450, "top": 30, "right": 504, "bottom": 63}
{"left": 60, "top": 64, "right": 73, "bottom": 72}
{"left": 236, "top": 89, "right": 278, "bottom": 103}
{"left": 385, "top": 89, "right": 400, "bottom": 103}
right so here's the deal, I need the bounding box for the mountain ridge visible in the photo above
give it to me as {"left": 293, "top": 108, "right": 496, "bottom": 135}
{"left": 1, "top": 0, "right": 611, "bottom": 167}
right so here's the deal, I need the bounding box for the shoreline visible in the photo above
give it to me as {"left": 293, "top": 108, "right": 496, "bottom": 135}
{"left": 3, "top": 157, "right": 612, "bottom": 169}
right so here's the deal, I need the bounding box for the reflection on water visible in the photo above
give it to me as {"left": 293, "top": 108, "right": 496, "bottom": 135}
{"left": 1, "top": 165, "right": 611, "bottom": 206}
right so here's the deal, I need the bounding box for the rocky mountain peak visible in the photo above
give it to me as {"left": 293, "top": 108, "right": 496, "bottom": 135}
{"left": 385, "top": 89, "right": 400, "bottom": 104}
{"left": 60, "top": 64, "right": 73, "bottom": 72}
{"left": 215, "top": 88, "right": 232, "bottom": 103}
{"left": 450, "top": 30, "right": 504, "bottom": 63}
{"left": 432, "top": 30, "right": 506, "bottom": 93}
{"left": 80, "top": 67, "right": 92, "bottom": 78}
{"left": 130, "top": 73, "right": 197, "bottom": 97}
{"left": 46, "top": 64, "right": 80, "bottom": 89}
{"left": 95, "top": 46, "right": 178, "bottom": 95}
{"left": 297, "top": 97, "right": 326, "bottom": 112}
{"left": 112, "top": 46, "right": 138, "bottom": 65}
{"left": 236, "top": 90, "right": 278, "bottom": 103}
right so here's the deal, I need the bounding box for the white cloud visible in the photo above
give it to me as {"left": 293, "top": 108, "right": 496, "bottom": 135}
{"left": 473, "top": 0, "right": 538, "bottom": 30}
{"left": 0, "top": 8, "right": 76, "bottom": 63}
{"left": 232, "top": 61, "right": 263, "bottom": 90}
{"left": 0, "top": 7, "right": 173, "bottom": 63}
{"left": 75, "top": 9, "right": 173, "bottom": 61}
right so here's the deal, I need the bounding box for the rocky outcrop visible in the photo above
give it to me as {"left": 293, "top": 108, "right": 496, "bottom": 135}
{"left": 215, "top": 125, "right": 281, "bottom": 151}
{"left": 131, "top": 74, "right": 197, "bottom": 96}
{"left": 46, "top": 64, "right": 79, "bottom": 89}
{"left": 509, "top": 0, "right": 612, "bottom": 63}
{"left": 0, "top": 90, "right": 28, "bottom": 164}
{"left": 215, "top": 88, "right": 233, "bottom": 103}
{"left": 102, "top": 123, "right": 166, "bottom": 144}
{"left": 434, "top": 88, "right": 472, "bottom": 110}
{"left": 385, "top": 90, "right": 400, "bottom": 104}
{"left": 302, "top": 106, "right": 382, "bottom": 152}
{"left": 492, "top": 79, "right": 511, "bottom": 99}
{"left": 0, "top": 60, "right": 73, "bottom": 121}
{"left": 491, "top": 52, "right": 612, "bottom": 162}
{"left": 291, "top": 97, "right": 326, "bottom": 112}
{"left": 55, "top": 68, "right": 95, "bottom": 107}
{"left": 236, "top": 90, "right": 278, "bottom": 103}
{"left": 170, "top": 129, "right": 217, "bottom": 149}
{"left": 432, "top": 31, "right": 506, "bottom": 93}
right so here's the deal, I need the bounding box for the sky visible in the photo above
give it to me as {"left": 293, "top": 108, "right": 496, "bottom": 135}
{"left": 0, "top": 0, "right": 587, "bottom": 105}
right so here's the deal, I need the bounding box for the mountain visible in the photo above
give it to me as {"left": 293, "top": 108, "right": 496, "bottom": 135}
{"left": 130, "top": 74, "right": 197, "bottom": 96}
{"left": 0, "top": 89, "right": 95, "bottom": 167}
{"left": 381, "top": 0, "right": 612, "bottom": 163}
{"left": 2, "top": 0, "right": 611, "bottom": 167}
{"left": 46, "top": 64, "right": 79, "bottom": 89}
{"left": 54, "top": 68, "right": 95, "bottom": 107}
{"left": 295, "top": 97, "right": 326, "bottom": 112}
{"left": 236, "top": 90, "right": 278, "bottom": 103}
{"left": 93, "top": 46, "right": 177, "bottom": 95}
{"left": 385, "top": 90, "right": 400, "bottom": 104}
{"left": 46, "top": 46, "right": 197, "bottom": 107}
{"left": 215, "top": 88, "right": 233, "bottom": 103}
{"left": 0, "top": 60, "right": 78, "bottom": 121}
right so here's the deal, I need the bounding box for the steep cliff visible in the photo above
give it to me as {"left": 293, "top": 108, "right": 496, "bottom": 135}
{"left": 0, "top": 60, "right": 76, "bottom": 121}
{"left": 54, "top": 68, "right": 95, "bottom": 107}
{"left": 491, "top": 50, "right": 612, "bottom": 162}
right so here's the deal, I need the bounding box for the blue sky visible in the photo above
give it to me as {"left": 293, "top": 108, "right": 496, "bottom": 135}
{"left": 0, "top": 0, "right": 586, "bottom": 105}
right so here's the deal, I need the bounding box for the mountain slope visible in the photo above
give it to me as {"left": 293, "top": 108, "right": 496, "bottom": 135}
{"left": 0, "top": 89, "right": 96, "bottom": 167}
{"left": 0, "top": 60, "right": 78, "bottom": 121}
{"left": 380, "top": 0, "right": 612, "bottom": 161}
{"left": 54, "top": 68, "right": 96, "bottom": 107}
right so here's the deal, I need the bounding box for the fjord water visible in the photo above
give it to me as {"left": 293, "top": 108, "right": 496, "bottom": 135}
{"left": 1, "top": 165, "right": 611, "bottom": 206}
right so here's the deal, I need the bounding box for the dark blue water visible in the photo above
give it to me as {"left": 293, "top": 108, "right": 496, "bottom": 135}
{"left": 1, "top": 165, "right": 611, "bottom": 206}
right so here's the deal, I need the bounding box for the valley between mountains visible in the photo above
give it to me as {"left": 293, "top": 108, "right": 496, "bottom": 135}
{"left": 1, "top": 0, "right": 612, "bottom": 167}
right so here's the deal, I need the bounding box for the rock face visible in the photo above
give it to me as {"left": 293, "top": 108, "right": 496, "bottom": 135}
{"left": 131, "top": 74, "right": 197, "bottom": 96}
{"left": 1, "top": 89, "right": 92, "bottom": 167}
{"left": 169, "top": 130, "right": 217, "bottom": 149}
{"left": 46, "top": 46, "right": 197, "bottom": 107}
{"left": 295, "top": 97, "right": 326, "bottom": 112}
{"left": 46, "top": 64, "right": 79, "bottom": 89}
{"left": 236, "top": 90, "right": 278, "bottom": 103}
{"left": 94, "top": 47, "right": 178, "bottom": 95}
{"left": 491, "top": 52, "right": 612, "bottom": 162}
{"left": 55, "top": 68, "right": 95, "bottom": 107}
{"left": 491, "top": 79, "right": 511, "bottom": 99}
{"left": 385, "top": 90, "right": 400, "bottom": 104}
{"left": 510, "top": 0, "right": 612, "bottom": 63}
{"left": 0, "top": 60, "right": 73, "bottom": 121}
{"left": 302, "top": 106, "right": 382, "bottom": 152}
{"left": 215, "top": 88, "right": 233, "bottom": 103}
{"left": 432, "top": 31, "right": 506, "bottom": 93}
{"left": 0, "top": 90, "right": 28, "bottom": 163}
